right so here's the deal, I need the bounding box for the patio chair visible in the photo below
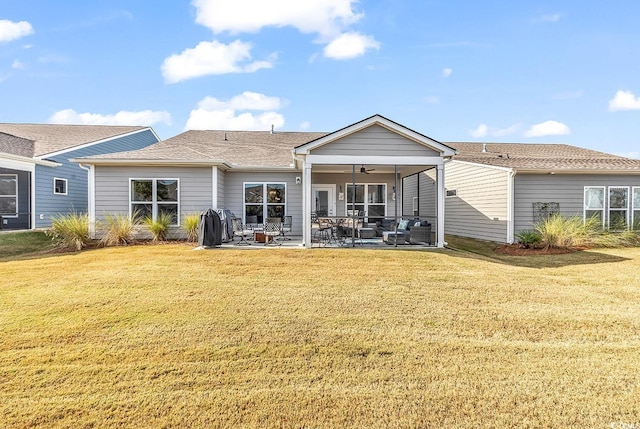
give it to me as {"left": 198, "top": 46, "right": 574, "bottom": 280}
{"left": 263, "top": 217, "right": 283, "bottom": 246}
{"left": 231, "top": 217, "right": 253, "bottom": 245}
{"left": 281, "top": 215, "right": 293, "bottom": 240}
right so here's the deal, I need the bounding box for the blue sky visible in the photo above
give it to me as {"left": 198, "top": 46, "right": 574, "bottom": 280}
{"left": 2, "top": 1, "right": 640, "bottom": 157}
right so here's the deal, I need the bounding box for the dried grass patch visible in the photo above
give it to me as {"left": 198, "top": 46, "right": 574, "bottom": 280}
{"left": 1, "top": 245, "right": 640, "bottom": 427}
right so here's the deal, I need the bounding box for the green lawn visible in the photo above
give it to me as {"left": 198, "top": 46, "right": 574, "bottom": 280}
{"left": 1, "top": 239, "right": 640, "bottom": 427}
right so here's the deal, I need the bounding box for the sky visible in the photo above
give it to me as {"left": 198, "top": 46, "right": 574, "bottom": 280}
{"left": 1, "top": 1, "right": 640, "bottom": 158}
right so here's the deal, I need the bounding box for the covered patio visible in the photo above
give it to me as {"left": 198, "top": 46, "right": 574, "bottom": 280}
{"left": 292, "top": 115, "right": 456, "bottom": 249}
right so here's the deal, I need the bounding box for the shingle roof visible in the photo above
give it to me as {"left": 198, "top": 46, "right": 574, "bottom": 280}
{"left": 84, "top": 130, "right": 328, "bottom": 167}
{"left": 447, "top": 142, "right": 640, "bottom": 171}
{"left": 0, "top": 124, "right": 146, "bottom": 158}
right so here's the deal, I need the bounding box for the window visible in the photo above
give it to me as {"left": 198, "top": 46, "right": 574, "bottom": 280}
{"left": 346, "top": 183, "right": 386, "bottom": 221}
{"left": 584, "top": 186, "right": 605, "bottom": 228}
{"left": 244, "top": 183, "right": 285, "bottom": 223}
{"left": 608, "top": 186, "right": 629, "bottom": 230}
{"left": 130, "top": 179, "right": 179, "bottom": 225}
{"left": 446, "top": 189, "right": 457, "bottom": 197}
{"left": 53, "top": 178, "right": 67, "bottom": 195}
{"left": 633, "top": 187, "right": 640, "bottom": 230}
{"left": 0, "top": 174, "right": 17, "bottom": 217}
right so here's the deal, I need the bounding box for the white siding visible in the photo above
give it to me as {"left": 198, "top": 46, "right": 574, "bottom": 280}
{"left": 310, "top": 124, "right": 440, "bottom": 157}
{"left": 402, "top": 169, "right": 437, "bottom": 219}
{"left": 445, "top": 161, "right": 510, "bottom": 242}
{"left": 514, "top": 173, "right": 640, "bottom": 233}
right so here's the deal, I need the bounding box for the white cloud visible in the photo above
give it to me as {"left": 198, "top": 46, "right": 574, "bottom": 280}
{"left": 534, "top": 14, "right": 560, "bottom": 23}
{"left": 469, "top": 124, "right": 488, "bottom": 138}
{"left": 323, "top": 32, "right": 380, "bottom": 60}
{"left": 523, "top": 120, "right": 570, "bottom": 137}
{"left": 192, "top": 0, "right": 362, "bottom": 39}
{"left": 185, "top": 92, "right": 285, "bottom": 131}
{"left": 11, "top": 60, "right": 23, "bottom": 69}
{"left": 49, "top": 109, "right": 172, "bottom": 126}
{"left": 608, "top": 90, "right": 640, "bottom": 112}
{"left": 299, "top": 121, "right": 311, "bottom": 130}
{"left": 161, "top": 40, "right": 274, "bottom": 83}
{"left": 468, "top": 123, "right": 521, "bottom": 139}
{"left": 0, "top": 20, "right": 33, "bottom": 42}
{"left": 442, "top": 67, "right": 452, "bottom": 78}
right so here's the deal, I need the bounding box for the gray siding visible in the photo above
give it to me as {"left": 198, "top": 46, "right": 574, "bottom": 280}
{"left": 217, "top": 168, "right": 225, "bottom": 208}
{"left": 445, "top": 161, "right": 510, "bottom": 243}
{"left": 0, "top": 167, "right": 30, "bottom": 229}
{"left": 94, "top": 165, "right": 213, "bottom": 238}
{"left": 402, "top": 169, "right": 437, "bottom": 219}
{"left": 310, "top": 124, "right": 440, "bottom": 157}
{"left": 34, "top": 129, "right": 159, "bottom": 227}
{"left": 514, "top": 173, "right": 640, "bottom": 233}
{"left": 224, "top": 172, "right": 302, "bottom": 235}
{"left": 311, "top": 172, "right": 399, "bottom": 219}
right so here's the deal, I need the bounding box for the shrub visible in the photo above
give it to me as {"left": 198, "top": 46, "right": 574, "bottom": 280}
{"left": 515, "top": 230, "right": 541, "bottom": 249}
{"left": 534, "top": 214, "right": 597, "bottom": 249}
{"left": 100, "top": 213, "right": 138, "bottom": 246}
{"left": 182, "top": 213, "right": 200, "bottom": 242}
{"left": 143, "top": 212, "right": 173, "bottom": 242}
{"left": 47, "top": 212, "right": 90, "bottom": 251}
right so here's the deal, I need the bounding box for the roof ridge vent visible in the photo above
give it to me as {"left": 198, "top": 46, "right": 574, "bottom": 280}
{"left": 482, "top": 143, "right": 488, "bottom": 153}
{"left": 270, "top": 124, "right": 274, "bottom": 134}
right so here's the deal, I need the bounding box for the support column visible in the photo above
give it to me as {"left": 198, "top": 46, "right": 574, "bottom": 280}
{"left": 211, "top": 167, "right": 218, "bottom": 208}
{"left": 303, "top": 163, "right": 312, "bottom": 248}
{"left": 436, "top": 163, "right": 445, "bottom": 248}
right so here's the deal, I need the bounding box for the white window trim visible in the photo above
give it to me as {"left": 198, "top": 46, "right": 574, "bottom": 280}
{"left": 344, "top": 182, "right": 387, "bottom": 219}
{"left": 129, "top": 178, "right": 180, "bottom": 226}
{"left": 0, "top": 174, "right": 18, "bottom": 218}
{"left": 53, "top": 177, "right": 68, "bottom": 195}
{"left": 633, "top": 187, "right": 640, "bottom": 229}
{"left": 608, "top": 186, "right": 630, "bottom": 229}
{"left": 584, "top": 186, "right": 605, "bottom": 229}
{"left": 243, "top": 182, "right": 287, "bottom": 223}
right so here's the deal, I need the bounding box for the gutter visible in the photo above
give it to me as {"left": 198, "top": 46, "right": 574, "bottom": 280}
{"left": 1, "top": 152, "right": 61, "bottom": 167}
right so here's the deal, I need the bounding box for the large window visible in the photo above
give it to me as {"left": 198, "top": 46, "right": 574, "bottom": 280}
{"left": 244, "top": 183, "right": 285, "bottom": 223}
{"left": 633, "top": 187, "right": 640, "bottom": 230}
{"left": 0, "top": 174, "right": 17, "bottom": 217}
{"left": 584, "top": 186, "right": 605, "bottom": 228}
{"left": 346, "top": 183, "right": 386, "bottom": 220}
{"left": 609, "top": 186, "right": 629, "bottom": 230}
{"left": 130, "top": 179, "right": 179, "bottom": 225}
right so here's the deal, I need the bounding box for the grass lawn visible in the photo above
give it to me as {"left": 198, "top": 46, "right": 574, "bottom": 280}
{"left": 1, "top": 238, "right": 640, "bottom": 427}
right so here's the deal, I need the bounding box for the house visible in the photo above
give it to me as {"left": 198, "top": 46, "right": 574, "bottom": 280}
{"left": 71, "top": 114, "right": 640, "bottom": 247}
{"left": 0, "top": 124, "right": 160, "bottom": 230}
{"left": 72, "top": 115, "right": 455, "bottom": 247}
{"left": 403, "top": 142, "right": 640, "bottom": 243}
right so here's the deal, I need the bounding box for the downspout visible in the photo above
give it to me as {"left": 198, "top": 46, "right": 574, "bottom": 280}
{"left": 78, "top": 163, "right": 95, "bottom": 238}
{"left": 507, "top": 169, "right": 516, "bottom": 244}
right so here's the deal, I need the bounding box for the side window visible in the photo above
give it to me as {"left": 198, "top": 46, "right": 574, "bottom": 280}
{"left": 584, "top": 186, "right": 605, "bottom": 228}
{"left": 54, "top": 178, "right": 68, "bottom": 195}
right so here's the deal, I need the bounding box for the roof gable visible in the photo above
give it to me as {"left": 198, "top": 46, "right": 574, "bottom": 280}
{"left": 0, "top": 124, "right": 148, "bottom": 157}
{"left": 294, "top": 114, "right": 456, "bottom": 156}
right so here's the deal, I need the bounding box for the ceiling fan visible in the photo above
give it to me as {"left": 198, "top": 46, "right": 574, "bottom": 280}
{"left": 360, "top": 165, "right": 375, "bottom": 174}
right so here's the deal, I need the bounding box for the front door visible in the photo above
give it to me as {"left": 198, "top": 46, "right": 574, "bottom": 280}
{"left": 312, "top": 185, "right": 336, "bottom": 217}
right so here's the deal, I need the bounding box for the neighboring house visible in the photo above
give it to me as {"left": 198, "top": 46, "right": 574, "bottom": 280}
{"left": 72, "top": 114, "right": 640, "bottom": 247}
{"left": 0, "top": 124, "right": 160, "bottom": 230}
{"left": 73, "top": 115, "right": 456, "bottom": 248}
{"left": 404, "top": 143, "right": 640, "bottom": 243}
